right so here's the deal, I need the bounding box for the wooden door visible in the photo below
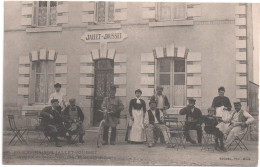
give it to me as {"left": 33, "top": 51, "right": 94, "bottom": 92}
{"left": 93, "top": 59, "right": 114, "bottom": 126}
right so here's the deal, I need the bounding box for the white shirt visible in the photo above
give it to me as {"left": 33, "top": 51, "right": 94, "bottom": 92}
{"left": 157, "top": 95, "right": 164, "bottom": 109}
{"left": 48, "top": 92, "right": 65, "bottom": 108}
{"left": 151, "top": 109, "right": 159, "bottom": 124}
{"left": 230, "top": 109, "right": 255, "bottom": 125}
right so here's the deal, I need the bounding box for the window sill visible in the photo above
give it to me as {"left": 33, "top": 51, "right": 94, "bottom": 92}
{"left": 26, "top": 26, "right": 62, "bottom": 33}
{"left": 87, "top": 24, "right": 121, "bottom": 30}
{"left": 21, "top": 105, "right": 48, "bottom": 115}
{"left": 149, "top": 20, "right": 194, "bottom": 27}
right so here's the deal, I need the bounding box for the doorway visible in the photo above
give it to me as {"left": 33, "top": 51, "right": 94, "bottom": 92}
{"left": 93, "top": 59, "right": 114, "bottom": 126}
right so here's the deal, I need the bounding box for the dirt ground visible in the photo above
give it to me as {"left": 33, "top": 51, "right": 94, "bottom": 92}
{"left": 2, "top": 131, "right": 258, "bottom": 166}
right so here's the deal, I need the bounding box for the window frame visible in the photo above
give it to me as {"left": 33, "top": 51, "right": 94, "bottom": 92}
{"left": 33, "top": 1, "right": 58, "bottom": 27}
{"left": 31, "top": 60, "right": 55, "bottom": 105}
{"left": 156, "top": 2, "right": 187, "bottom": 22}
{"left": 95, "top": 1, "right": 115, "bottom": 24}
{"left": 156, "top": 57, "right": 187, "bottom": 107}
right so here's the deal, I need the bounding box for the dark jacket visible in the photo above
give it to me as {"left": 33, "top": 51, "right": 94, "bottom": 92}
{"left": 63, "top": 105, "right": 84, "bottom": 122}
{"left": 211, "top": 96, "right": 232, "bottom": 111}
{"left": 147, "top": 109, "right": 163, "bottom": 125}
{"left": 40, "top": 106, "right": 63, "bottom": 128}
{"left": 129, "top": 98, "right": 146, "bottom": 117}
{"left": 179, "top": 106, "right": 202, "bottom": 124}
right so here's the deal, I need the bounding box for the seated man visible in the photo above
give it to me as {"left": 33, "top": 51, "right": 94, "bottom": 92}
{"left": 224, "top": 102, "right": 255, "bottom": 148}
{"left": 40, "top": 99, "right": 66, "bottom": 147}
{"left": 180, "top": 98, "right": 202, "bottom": 145}
{"left": 144, "top": 97, "right": 173, "bottom": 148}
{"left": 63, "top": 98, "right": 85, "bottom": 143}
{"left": 202, "top": 107, "right": 226, "bottom": 151}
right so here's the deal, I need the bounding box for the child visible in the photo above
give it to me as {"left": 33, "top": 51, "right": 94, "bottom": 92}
{"left": 202, "top": 107, "right": 227, "bottom": 152}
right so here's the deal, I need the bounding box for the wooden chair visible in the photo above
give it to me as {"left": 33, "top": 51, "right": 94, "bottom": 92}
{"left": 164, "top": 114, "right": 185, "bottom": 150}
{"left": 8, "top": 115, "right": 27, "bottom": 145}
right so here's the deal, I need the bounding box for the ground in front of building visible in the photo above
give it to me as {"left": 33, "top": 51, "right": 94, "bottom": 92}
{"left": 2, "top": 131, "right": 258, "bottom": 166}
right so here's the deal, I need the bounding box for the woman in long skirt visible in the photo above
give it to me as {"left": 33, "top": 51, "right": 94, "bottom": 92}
{"left": 128, "top": 89, "right": 146, "bottom": 143}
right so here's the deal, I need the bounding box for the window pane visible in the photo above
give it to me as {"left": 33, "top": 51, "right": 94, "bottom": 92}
{"left": 160, "top": 2, "right": 171, "bottom": 20}
{"left": 38, "top": 2, "right": 47, "bottom": 26}
{"left": 47, "top": 61, "right": 55, "bottom": 74}
{"left": 50, "top": 2, "right": 57, "bottom": 25}
{"left": 174, "top": 74, "right": 185, "bottom": 85}
{"left": 46, "top": 74, "right": 55, "bottom": 103}
{"left": 173, "top": 85, "right": 185, "bottom": 106}
{"left": 35, "top": 74, "right": 45, "bottom": 103}
{"left": 107, "top": 2, "right": 114, "bottom": 22}
{"left": 172, "top": 3, "right": 186, "bottom": 19}
{"left": 36, "top": 61, "right": 46, "bottom": 73}
{"left": 159, "top": 59, "right": 171, "bottom": 72}
{"left": 97, "top": 1, "right": 106, "bottom": 23}
{"left": 174, "top": 59, "right": 185, "bottom": 72}
{"left": 159, "top": 74, "right": 170, "bottom": 85}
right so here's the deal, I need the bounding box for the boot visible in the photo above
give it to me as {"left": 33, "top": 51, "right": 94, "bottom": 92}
{"left": 54, "top": 137, "right": 62, "bottom": 147}
{"left": 220, "top": 139, "right": 227, "bottom": 152}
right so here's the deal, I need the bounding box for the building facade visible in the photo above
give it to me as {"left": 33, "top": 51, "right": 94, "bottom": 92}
{"left": 4, "top": 2, "right": 253, "bottom": 128}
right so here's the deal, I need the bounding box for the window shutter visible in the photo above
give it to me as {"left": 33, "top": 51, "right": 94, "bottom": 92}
{"left": 21, "top": 1, "right": 34, "bottom": 26}
{"left": 142, "top": 2, "right": 156, "bottom": 19}
{"left": 114, "top": 2, "right": 127, "bottom": 21}
{"left": 57, "top": 2, "right": 69, "bottom": 24}
{"left": 28, "top": 62, "right": 36, "bottom": 105}
{"left": 82, "top": 2, "right": 96, "bottom": 23}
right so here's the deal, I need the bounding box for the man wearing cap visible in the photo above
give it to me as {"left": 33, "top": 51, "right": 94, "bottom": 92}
{"left": 48, "top": 83, "right": 66, "bottom": 110}
{"left": 180, "top": 98, "right": 203, "bottom": 144}
{"left": 101, "top": 85, "right": 124, "bottom": 145}
{"left": 144, "top": 97, "right": 173, "bottom": 148}
{"left": 63, "top": 98, "right": 85, "bottom": 143}
{"left": 224, "top": 102, "right": 254, "bottom": 148}
{"left": 40, "top": 99, "right": 66, "bottom": 147}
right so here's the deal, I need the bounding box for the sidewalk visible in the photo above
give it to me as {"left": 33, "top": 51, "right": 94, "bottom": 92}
{"left": 3, "top": 131, "right": 258, "bottom": 166}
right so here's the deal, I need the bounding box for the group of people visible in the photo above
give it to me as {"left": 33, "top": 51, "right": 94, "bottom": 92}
{"left": 125, "top": 86, "right": 255, "bottom": 151}
{"left": 40, "top": 83, "right": 85, "bottom": 147}
{"left": 40, "top": 83, "right": 255, "bottom": 151}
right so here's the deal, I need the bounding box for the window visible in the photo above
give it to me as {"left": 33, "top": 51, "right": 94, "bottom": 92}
{"left": 96, "top": 1, "right": 115, "bottom": 24}
{"left": 33, "top": 1, "right": 57, "bottom": 27}
{"left": 157, "top": 2, "right": 187, "bottom": 21}
{"left": 157, "top": 58, "right": 186, "bottom": 106}
{"left": 29, "top": 60, "right": 55, "bottom": 104}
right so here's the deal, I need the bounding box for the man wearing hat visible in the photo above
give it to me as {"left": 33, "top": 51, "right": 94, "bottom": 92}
{"left": 180, "top": 98, "right": 203, "bottom": 144}
{"left": 48, "top": 83, "right": 66, "bottom": 110}
{"left": 101, "top": 85, "right": 124, "bottom": 145}
{"left": 224, "top": 102, "right": 254, "bottom": 148}
{"left": 63, "top": 98, "right": 85, "bottom": 143}
{"left": 144, "top": 97, "right": 172, "bottom": 148}
{"left": 40, "top": 99, "right": 66, "bottom": 147}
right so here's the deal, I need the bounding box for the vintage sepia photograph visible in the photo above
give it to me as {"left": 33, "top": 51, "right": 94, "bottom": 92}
{"left": 3, "top": 1, "right": 260, "bottom": 166}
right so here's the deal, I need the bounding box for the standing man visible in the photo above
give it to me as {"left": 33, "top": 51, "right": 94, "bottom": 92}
{"left": 101, "top": 85, "right": 124, "bottom": 145}
{"left": 48, "top": 83, "right": 66, "bottom": 110}
{"left": 180, "top": 98, "right": 203, "bottom": 144}
{"left": 152, "top": 86, "right": 170, "bottom": 115}
{"left": 63, "top": 98, "right": 85, "bottom": 143}
{"left": 224, "top": 102, "right": 255, "bottom": 148}
{"left": 40, "top": 99, "right": 66, "bottom": 147}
